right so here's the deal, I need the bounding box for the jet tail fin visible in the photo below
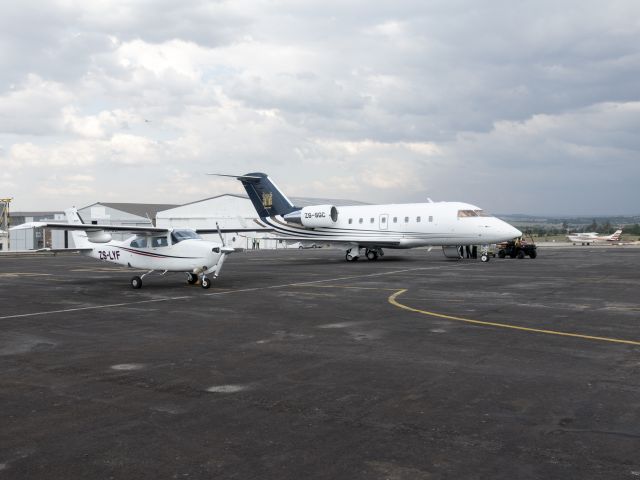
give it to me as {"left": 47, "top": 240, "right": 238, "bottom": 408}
{"left": 210, "top": 172, "right": 299, "bottom": 218}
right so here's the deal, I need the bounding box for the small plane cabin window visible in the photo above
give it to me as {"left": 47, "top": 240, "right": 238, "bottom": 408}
{"left": 370, "top": 218, "right": 374, "bottom": 223}
{"left": 348, "top": 218, "right": 353, "bottom": 224}
{"left": 429, "top": 216, "right": 433, "bottom": 222}
{"left": 393, "top": 217, "right": 398, "bottom": 223}
{"left": 404, "top": 216, "right": 409, "bottom": 223}
{"left": 416, "top": 216, "right": 421, "bottom": 222}
{"left": 359, "top": 218, "right": 363, "bottom": 224}
{"left": 130, "top": 237, "right": 147, "bottom": 248}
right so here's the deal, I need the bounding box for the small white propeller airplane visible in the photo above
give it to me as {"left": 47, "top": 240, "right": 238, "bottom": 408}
{"left": 10, "top": 207, "right": 240, "bottom": 289}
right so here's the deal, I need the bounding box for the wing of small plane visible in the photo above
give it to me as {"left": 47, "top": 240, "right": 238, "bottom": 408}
{"left": 10, "top": 221, "right": 170, "bottom": 234}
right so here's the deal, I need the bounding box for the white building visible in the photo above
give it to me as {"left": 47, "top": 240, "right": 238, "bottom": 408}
{"left": 156, "top": 194, "right": 279, "bottom": 250}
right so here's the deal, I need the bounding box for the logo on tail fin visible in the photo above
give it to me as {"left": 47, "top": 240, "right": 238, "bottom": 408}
{"left": 262, "top": 192, "right": 273, "bottom": 208}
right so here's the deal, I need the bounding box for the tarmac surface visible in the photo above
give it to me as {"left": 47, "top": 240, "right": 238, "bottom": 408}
{"left": 1, "top": 246, "right": 640, "bottom": 479}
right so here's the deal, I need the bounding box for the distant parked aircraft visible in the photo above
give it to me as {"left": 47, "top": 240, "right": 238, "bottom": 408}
{"left": 567, "top": 229, "right": 623, "bottom": 245}
{"left": 212, "top": 172, "right": 522, "bottom": 262}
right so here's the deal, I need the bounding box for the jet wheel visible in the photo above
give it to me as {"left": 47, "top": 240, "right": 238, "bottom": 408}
{"left": 366, "top": 250, "right": 378, "bottom": 261}
{"left": 346, "top": 253, "right": 358, "bottom": 262}
{"left": 131, "top": 276, "right": 142, "bottom": 289}
{"left": 201, "top": 277, "right": 211, "bottom": 289}
{"left": 480, "top": 254, "right": 489, "bottom": 263}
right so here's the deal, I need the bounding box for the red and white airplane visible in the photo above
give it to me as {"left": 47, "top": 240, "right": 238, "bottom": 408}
{"left": 567, "top": 229, "right": 623, "bottom": 245}
{"left": 11, "top": 207, "right": 239, "bottom": 289}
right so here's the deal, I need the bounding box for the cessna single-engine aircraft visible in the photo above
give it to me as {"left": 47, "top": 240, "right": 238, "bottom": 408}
{"left": 567, "top": 229, "right": 623, "bottom": 245}
{"left": 11, "top": 208, "right": 236, "bottom": 289}
{"left": 213, "top": 172, "right": 522, "bottom": 262}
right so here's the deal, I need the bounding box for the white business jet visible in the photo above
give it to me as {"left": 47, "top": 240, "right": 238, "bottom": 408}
{"left": 212, "top": 172, "right": 522, "bottom": 262}
{"left": 11, "top": 207, "right": 235, "bottom": 289}
{"left": 567, "top": 229, "right": 623, "bottom": 245}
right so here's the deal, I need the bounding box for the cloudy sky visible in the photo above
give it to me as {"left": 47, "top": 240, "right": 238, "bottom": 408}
{"left": 1, "top": 0, "right": 639, "bottom": 215}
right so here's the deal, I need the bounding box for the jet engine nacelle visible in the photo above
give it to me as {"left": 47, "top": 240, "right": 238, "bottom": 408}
{"left": 300, "top": 205, "right": 339, "bottom": 228}
{"left": 442, "top": 245, "right": 462, "bottom": 259}
{"left": 87, "top": 230, "right": 112, "bottom": 243}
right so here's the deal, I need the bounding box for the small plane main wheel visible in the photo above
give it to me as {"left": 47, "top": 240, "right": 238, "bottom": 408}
{"left": 201, "top": 277, "right": 211, "bottom": 289}
{"left": 131, "top": 276, "right": 142, "bottom": 289}
{"left": 481, "top": 254, "right": 489, "bottom": 262}
{"left": 366, "top": 250, "right": 378, "bottom": 261}
{"left": 517, "top": 251, "right": 525, "bottom": 259}
{"left": 187, "top": 273, "right": 198, "bottom": 284}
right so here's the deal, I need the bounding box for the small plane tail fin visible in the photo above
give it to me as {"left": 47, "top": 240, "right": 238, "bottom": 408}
{"left": 608, "top": 229, "right": 623, "bottom": 241}
{"left": 64, "top": 207, "right": 92, "bottom": 248}
{"left": 211, "top": 172, "right": 299, "bottom": 218}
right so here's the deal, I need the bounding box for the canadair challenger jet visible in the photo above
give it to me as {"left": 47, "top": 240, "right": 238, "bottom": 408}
{"left": 213, "top": 172, "right": 522, "bottom": 262}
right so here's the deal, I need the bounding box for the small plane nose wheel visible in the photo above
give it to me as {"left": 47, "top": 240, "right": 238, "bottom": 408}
{"left": 131, "top": 276, "right": 142, "bottom": 289}
{"left": 201, "top": 277, "right": 211, "bottom": 289}
{"left": 186, "top": 273, "right": 198, "bottom": 285}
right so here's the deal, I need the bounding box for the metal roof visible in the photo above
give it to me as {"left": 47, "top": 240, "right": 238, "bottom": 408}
{"left": 82, "top": 202, "right": 180, "bottom": 219}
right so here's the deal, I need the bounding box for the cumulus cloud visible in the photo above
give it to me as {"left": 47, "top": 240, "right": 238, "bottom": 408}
{"left": 0, "top": 0, "right": 639, "bottom": 214}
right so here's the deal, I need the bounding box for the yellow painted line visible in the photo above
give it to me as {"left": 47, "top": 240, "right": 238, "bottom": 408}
{"left": 294, "top": 284, "right": 400, "bottom": 291}
{"left": 388, "top": 289, "right": 640, "bottom": 346}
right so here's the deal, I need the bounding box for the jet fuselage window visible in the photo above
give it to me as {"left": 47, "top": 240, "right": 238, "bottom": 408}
{"left": 393, "top": 217, "right": 397, "bottom": 223}
{"left": 359, "top": 218, "right": 363, "bottom": 224}
{"left": 404, "top": 216, "right": 409, "bottom": 223}
{"left": 416, "top": 216, "right": 421, "bottom": 222}
{"left": 381, "top": 217, "right": 386, "bottom": 223}
{"left": 429, "top": 216, "right": 433, "bottom": 222}
{"left": 348, "top": 218, "right": 353, "bottom": 224}
{"left": 370, "top": 218, "right": 374, "bottom": 223}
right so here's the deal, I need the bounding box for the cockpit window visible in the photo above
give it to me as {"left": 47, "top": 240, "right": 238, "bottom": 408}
{"left": 171, "top": 229, "right": 201, "bottom": 244}
{"left": 152, "top": 236, "right": 168, "bottom": 247}
{"left": 458, "top": 209, "right": 491, "bottom": 218}
{"left": 457, "top": 210, "right": 477, "bottom": 218}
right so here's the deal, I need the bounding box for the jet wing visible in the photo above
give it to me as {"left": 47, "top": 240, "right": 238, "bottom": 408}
{"left": 195, "top": 227, "right": 274, "bottom": 234}
{"left": 241, "top": 234, "right": 402, "bottom": 248}
{"left": 10, "top": 221, "right": 169, "bottom": 234}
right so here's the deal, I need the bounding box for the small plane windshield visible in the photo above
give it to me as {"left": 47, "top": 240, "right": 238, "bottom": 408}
{"left": 171, "top": 229, "right": 201, "bottom": 244}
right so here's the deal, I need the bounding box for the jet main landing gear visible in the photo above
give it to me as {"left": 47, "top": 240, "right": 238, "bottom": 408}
{"left": 365, "top": 248, "right": 384, "bottom": 261}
